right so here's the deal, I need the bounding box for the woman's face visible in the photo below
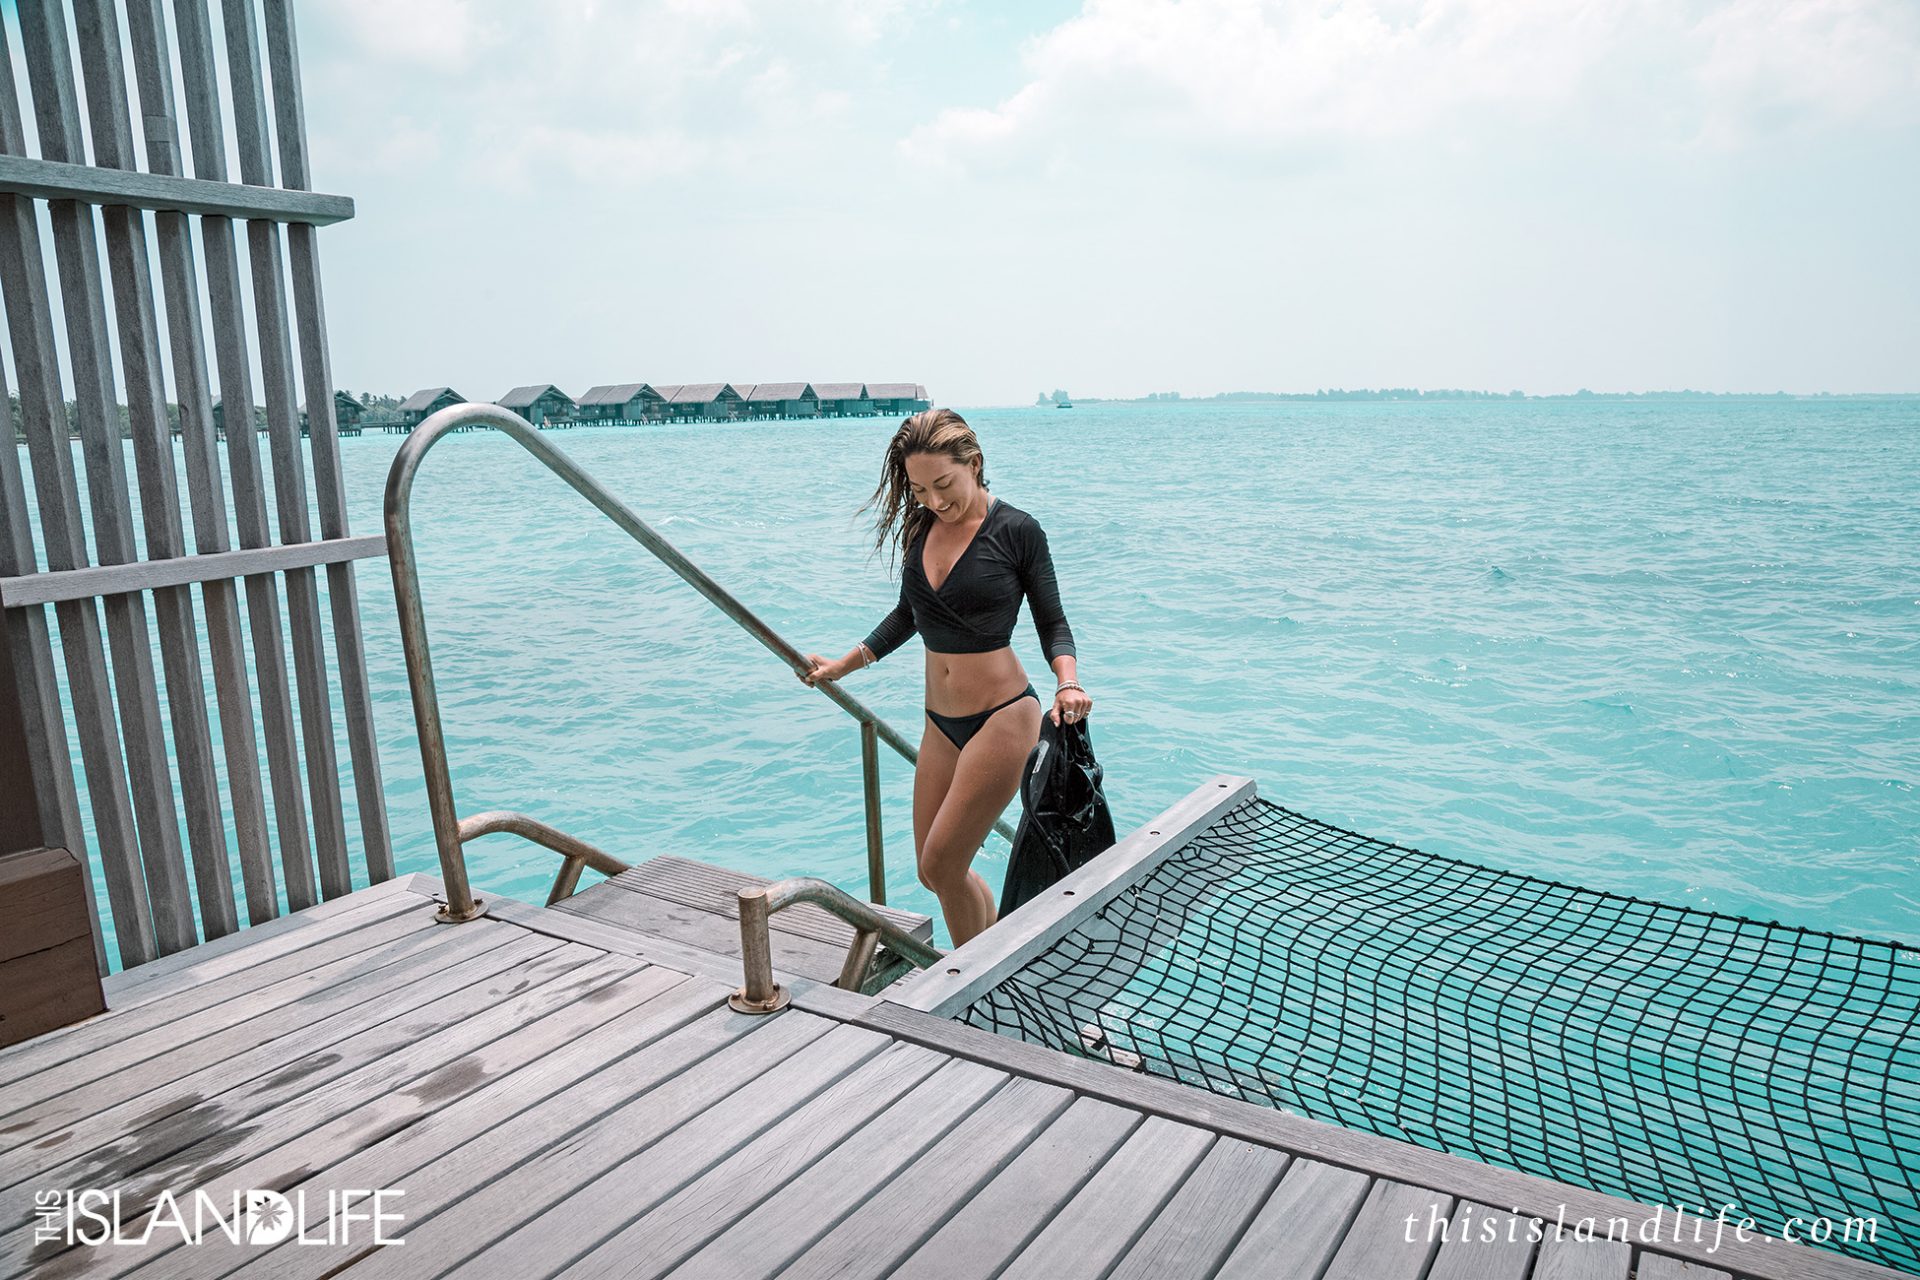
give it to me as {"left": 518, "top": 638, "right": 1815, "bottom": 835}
{"left": 904, "top": 451, "right": 979, "bottom": 522}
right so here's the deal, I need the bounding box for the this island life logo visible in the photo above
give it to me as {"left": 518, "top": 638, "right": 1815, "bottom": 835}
{"left": 33, "top": 1186, "right": 406, "bottom": 1248}
{"left": 243, "top": 1191, "right": 294, "bottom": 1245}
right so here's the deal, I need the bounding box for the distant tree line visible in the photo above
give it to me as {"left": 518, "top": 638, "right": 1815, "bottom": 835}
{"left": 7, "top": 389, "right": 407, "bottom": 438}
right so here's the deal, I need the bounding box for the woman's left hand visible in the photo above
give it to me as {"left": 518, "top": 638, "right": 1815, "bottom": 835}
{"left": 1051, "top": 684, "right": 1093, "bottom": 726}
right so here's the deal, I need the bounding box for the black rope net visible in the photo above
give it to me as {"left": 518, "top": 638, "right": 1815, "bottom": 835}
{"left": 959, "top": 795, "right": 1920, "bottom": 1273}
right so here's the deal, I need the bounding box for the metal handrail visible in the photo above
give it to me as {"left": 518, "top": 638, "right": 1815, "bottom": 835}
{"left": 730, "top": 877, "right": 948, "bottom": 1013}
{"left": 384, "top": 402, "right": 1014, "bottom": 924}
{"left": 457, "top": 810, "right": 633, "bottom": 905}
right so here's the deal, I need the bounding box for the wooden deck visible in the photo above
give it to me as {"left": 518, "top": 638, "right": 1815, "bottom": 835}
{"left": 0, "top": 873, "right": 1910, "bottom": 1280}
{"left": 553, "top": 852, "right": 934, "bottom": 990}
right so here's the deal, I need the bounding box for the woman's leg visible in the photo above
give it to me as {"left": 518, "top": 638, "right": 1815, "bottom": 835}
{"left": 918, "top": 693, "right": 1043, "bottom": 946}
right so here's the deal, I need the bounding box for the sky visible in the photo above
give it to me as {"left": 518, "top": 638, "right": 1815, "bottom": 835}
{"left": 291, "top": 0, "right": 1920, "bottom": 405}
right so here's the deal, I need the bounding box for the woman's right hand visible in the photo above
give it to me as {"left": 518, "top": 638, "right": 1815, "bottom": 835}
{"left": 799, "top": 653, "right": 843, "bottom": 687}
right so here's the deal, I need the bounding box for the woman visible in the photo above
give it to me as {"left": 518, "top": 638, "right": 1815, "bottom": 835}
{"left": 800, "top": 408, "right": 1092, "bottom": 947}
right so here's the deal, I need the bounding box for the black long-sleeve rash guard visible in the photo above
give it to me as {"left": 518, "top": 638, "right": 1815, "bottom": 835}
{"left": 862, "top": 496, "right": 1076, "bottom": 664}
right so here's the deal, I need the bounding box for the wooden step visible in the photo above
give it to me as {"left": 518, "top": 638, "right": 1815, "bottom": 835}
{"left": 553, "top": 854, "right": 934, "bottom": 990}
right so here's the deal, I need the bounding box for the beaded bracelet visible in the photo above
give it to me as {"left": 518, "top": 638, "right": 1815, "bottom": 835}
{"left": 1057, "top": 679, "right": 1084, "bottom": 693}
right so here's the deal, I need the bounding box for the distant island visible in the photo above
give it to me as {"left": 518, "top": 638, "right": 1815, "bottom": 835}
{"left": 1057, "top": 388, "right": 1918, "bottom": 403}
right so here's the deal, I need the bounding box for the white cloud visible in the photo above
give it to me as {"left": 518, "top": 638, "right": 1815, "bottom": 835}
{"left": 309, "top": 0, "right": 922, "bottom": 184}
{"left": 902, "top": 0, "right": 1920, "bottom": 169}
{"left": 319, "top": 0, "right": 498, "bottom": 70}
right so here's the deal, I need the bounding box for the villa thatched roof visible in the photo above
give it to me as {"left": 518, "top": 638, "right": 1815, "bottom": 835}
{"left": 497, "top": 384, "right": 574, "bottom": 409}
{"left": 399, "top": 386, "right": 462, "bottom": 412}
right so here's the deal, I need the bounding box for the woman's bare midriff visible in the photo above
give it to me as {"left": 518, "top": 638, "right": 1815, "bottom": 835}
{"left": 923, "top": 645, "right": 1031, "bottom": 716}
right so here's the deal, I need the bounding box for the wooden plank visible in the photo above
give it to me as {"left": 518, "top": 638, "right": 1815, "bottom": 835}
{"left": 261, "top": 0, "right": 393, "bottom": 883}
{"left": 72, "top": 0, "right": 236, "bottom": 941}
{"left": 1532, "top": 1234, "right": 1634, "bottom": 1280}
{"left": 1427, "top": 1201, "right": 1541, "bottom": 1280}
{"left": 559, "top": 1040, "right": 952, "bottom": 1280}
{"left": 219, "top": 997, "right": 764, "bottom": 1280}
{"left": 996, "top": 1116, "right": 1216, "bottom": 1280}
{"left": 174, "top": 0, "right": 315, "bottom": 912}
{"left": 483, "top": 893, "right": 766, "bottom": 989}
{"left": 0, "top": 938, "right": 550, "bottom": 1232}
{"left": 2, "top": 938, "right": 620, "bottom": 1280}
{"left": 0, "top": 154, "right": 352, "bottom": 223}
{"left": 118, "top": 971, "right": 724, "bottom": 1280}
{"left": 851, "top": 1002, "right": 1905, "bottom": 1280}
{"left": 776, "top": 1074, "right": 1075, "bottom": 1280}
{"left": 334, "top": 1008, "right": 840, "bottom": 1280}
{"left": 557, "top": 877, "right": 859, "bottom": 984}
{"left": 474, "top": 1023, "right": 896, "bottom": 1277}
{"left": 1635, "top": 1256, "right": 1734, "bottom": 1280}
{"left": 0, "top": 536, "right": 388, "bottom": 606}
{"left": 94, "top": 956, "right": 673, "bottom": 1261}
{"left": 0, "top": 22, "right": 151, "bottom": 969}
{"left": 17, "top": 0, "right": 199, "bottom": 957}
{"left": 0, "top": 898, "right": 431, "bottom": 1093}
{"left": 222, "top": 0, "right": 352, "bottom": 903}
{"left": 627, "top": 853, "right": 933, "bottom": 944}
{"left": 1320, "top": 1179, "right": 1453, "bottom": 1280}
{"left": 1106, "top": 1136, "right": 1291, "bottom": 1279}
{"left": 92, "top": 876, "right": 427, "bottom": 1005}
{"left": 889, "top": 775, "right": 1255, "bottom": 1015}
{"left": 1216, "top": 1157, "right": 1372, "bottom": 1280}
{"left": 888, "top": 1094, "right": 1144, "bottom": 1280}
{"left": 666, "top": 1057, "right": 1011, "bottom": 1280}
{"left": 0, "top": 917, "right": 518, "bottom": 1174}
{"left": 119, "top": 0, "right": 275, "bottom": 923}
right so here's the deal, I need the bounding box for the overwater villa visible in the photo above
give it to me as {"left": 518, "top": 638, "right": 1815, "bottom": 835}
{"left": 660, "top": 381, "right": 743, "bottom": 421}
{"left": 0, "top": 2, "right": 1913, "bottom": 1279}
{"left": 738, "top": 381, "right": 820, "bottom": 419}
{"left": 815, "top": 382, "right": 877, "bottom": 416}
{"left": 397, "top": 386, "right": 465, "bottom": 429}
{"left": 869, "top": 381, "right": 933, "bottom": 414}
{"left": 576, "top": 382, "right": 666, "bottom": 425}
{"left": 495, "top": 383, "right": 577, "bottom": 428}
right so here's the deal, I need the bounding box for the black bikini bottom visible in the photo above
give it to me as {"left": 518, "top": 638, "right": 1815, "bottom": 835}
{"left": 927, "top": 682, "right": 1039, "bottom": 750}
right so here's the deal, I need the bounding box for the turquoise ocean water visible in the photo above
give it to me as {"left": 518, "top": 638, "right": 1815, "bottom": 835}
{"left": 35, "top": 398, "right": 1920, "bottom": 961}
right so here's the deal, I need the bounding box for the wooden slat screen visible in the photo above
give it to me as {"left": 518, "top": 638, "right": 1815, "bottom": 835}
{"left": 0, "top": 0, "right": 392, "bottom": 974}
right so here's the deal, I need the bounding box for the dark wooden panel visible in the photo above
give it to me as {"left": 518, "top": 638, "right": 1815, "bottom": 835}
{"left": 0, "top": 849, "right": 104, "bottom": 1046}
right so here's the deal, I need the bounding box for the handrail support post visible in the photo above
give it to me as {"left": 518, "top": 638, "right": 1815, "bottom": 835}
{"left": 860, "top": 721, "right": 885, "bottom": 905}
{"left": 730, "top": 888, "right": 791, "bottom": 1013}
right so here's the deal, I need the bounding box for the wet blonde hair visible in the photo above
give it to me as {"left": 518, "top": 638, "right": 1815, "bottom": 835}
{"left": 862, "top": 407, "right": 988, "bottom": 571}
